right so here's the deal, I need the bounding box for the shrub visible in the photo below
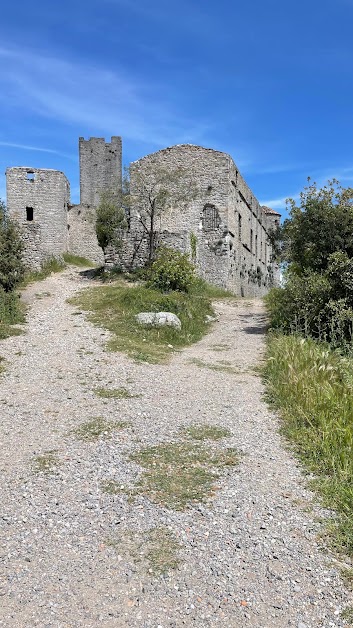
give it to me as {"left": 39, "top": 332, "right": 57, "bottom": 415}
{"left": 147, "top": 247, "right": 195, "bottom": 293}
{"left": 0, "top": 201, "right": 25, "bottom": 292}
{"left": 96, "top": 190, "right": 127, "bottom": 253}
{"left": 265, "top": 272, "right": 332, "bottom": 338}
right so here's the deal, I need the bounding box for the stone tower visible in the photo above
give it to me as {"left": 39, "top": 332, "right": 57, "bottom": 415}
{"left": 79, "top": 136, "right": 122, "bottom": 207}
{"left": 6, "top": 167, "right": 70, "bottom": 269}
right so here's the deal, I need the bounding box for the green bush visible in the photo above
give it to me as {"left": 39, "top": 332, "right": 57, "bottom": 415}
{"left": 266, "top": 253, "right": 353, "bottom": 350}
{"left": 147, "top": 247, "right": 196, "bottom": 293}
{"left": 0, "top": 201, "right": 25, "bottom": 292}
{"left": 265, "top": 272, "right": 332, "bottom": 337}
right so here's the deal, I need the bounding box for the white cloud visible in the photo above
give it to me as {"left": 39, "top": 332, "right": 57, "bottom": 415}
{"left": 0, "top": 141, "right": 75, "bottom": 160}
{"left": 0, "top": 46, "right": 210, "bottom": 148}
{"left": 259, "top": 196, "right": 290, "bottom": 211}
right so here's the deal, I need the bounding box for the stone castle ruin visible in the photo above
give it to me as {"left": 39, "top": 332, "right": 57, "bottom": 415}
{"left": 5, "top": 136, "right": 280, "bottom": 296}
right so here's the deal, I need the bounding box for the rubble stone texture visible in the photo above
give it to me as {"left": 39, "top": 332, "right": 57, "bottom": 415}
{"left": 6, "top": 138, "right": 280, "bottom": 295}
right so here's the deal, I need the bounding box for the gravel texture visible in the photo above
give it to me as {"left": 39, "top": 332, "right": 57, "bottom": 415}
{"left": 0, "top": 268, "right": 351, "bottom": 627}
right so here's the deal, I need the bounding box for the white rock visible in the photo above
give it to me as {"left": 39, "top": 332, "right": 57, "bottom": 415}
{"left": 135, "top": 311, "right": 181, "bottom": 330}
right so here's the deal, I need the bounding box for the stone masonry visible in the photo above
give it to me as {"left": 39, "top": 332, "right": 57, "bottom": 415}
{"left": 108, "top": 145, "right": 280, "bottom": 297}
{"left": 5, "top": 137, "right": 280, "bottom": 296}
{"left": 5, "top": 167, "right": 70, "bottom": 269}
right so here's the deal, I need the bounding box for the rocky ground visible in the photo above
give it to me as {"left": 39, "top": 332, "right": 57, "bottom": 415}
{"left": 0, "top": 267, "right": 351, "bottom": 627}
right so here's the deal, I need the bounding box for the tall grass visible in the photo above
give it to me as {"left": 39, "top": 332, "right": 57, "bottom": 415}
{"left": 264, "top": 334, "right": 353, "bottom": 554}
{"left": 0, "top": 288, "right": 25, "bottom": 339}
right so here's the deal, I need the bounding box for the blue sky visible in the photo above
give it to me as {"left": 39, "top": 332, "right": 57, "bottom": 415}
{"left": 1, "top": 0, "right": 353, "bottom": 216}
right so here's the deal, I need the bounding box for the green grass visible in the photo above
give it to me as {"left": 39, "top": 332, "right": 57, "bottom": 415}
{"left": 125, "top": 440, "right": 239, "bottom": 510}
{"left": 341, "top": 606, "right": 353, "bottom": 624}
{"left": 21, "top": 256, "right": 65, "bottom": 287}
{"left": 107, "top": 527, "right": 181, "bottom": 575}
{"left": 72, "top": 417, "right": 129, "bottom": 441}
{"left": 190, "top": 357, "right": 241, "bottom": 374}
{"left": 181, "top": 424, "right": 232, "bottom": 441}
{"left": 0, "top": 289, "right": 26, "bottom": 339}
{"left": 264, "top": 334, "right": 353, "bottom": 555}
{"left": 63, "top": 253, "right": 95, "bottom": 267}
{"left": 70, "top": 283, "right": 219, "bottom": 363}
{"left": 32, "top": 450, "right": 60, "bottom": 474}
{"left": 94, "top": 387, "right": 139, "bottom": 399}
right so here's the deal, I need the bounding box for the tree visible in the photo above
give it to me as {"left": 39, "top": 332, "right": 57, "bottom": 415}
{"left": 95, "top": 189, "right": 127, "bottom": 254}
{"left": 0, "top": 200, "right": 25, "bottom": 292}
{"left": 279, "top": 179, "right": 353, "bottom": 274}
{"left": 129, "top": 164, "right": 198, "bottom": 264}
{"left": 266, "top": 180, "right": 353, "bottom": 349}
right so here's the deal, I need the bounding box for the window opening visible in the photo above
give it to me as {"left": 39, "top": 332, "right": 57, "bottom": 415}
{"left": 250, "top": 229, "right": 253, "bottom": 252}
{"left": 27, "top": 172, "right": 35, "bottom": 181}
{"left": 238, "top": 214, "right": 242, "bottom": 241}
{"left": 202, "top": 204, "right": 220, "bottom": 231}
{"left": 26, "top": 207, "right": 34, "bottom": 221}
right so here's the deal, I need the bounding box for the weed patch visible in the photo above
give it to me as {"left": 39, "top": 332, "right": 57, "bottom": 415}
{"left": 127, "top": 441, "right": 239, "bottom": 510}
{"left": 32, "top": 450, "right": 60, "bottom": 474}
{"left": 210, "top": 343, "right": 230, "bottom": 351}
{"left": 72, "top": 417, "right": 129, "bottom": 441}
{"left": 107, "top": 527, "right": 181, "bottom": 575}
{"left": 181, "top": 424, "right": 232, "bottom": 441}
{"left": 94, "top": 387, "right": 139, "bottom": 399}
{"left": 63, "top": 253, "right": 95, "bottom": 267}
{"left": 190, "top": 357, "right": 240, "bottom": 374}
{"left": 264, "top": 334, "right": 353, "bottom": 555}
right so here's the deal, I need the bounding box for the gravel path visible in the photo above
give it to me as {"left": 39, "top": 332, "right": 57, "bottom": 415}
{"left": 0, "top": 268, "right": 351, "bottom": 627}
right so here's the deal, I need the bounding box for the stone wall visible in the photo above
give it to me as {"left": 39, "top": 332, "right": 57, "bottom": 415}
{"left": 79, "top": 136, "right": 122, "bottom": 207}
{"left": 109, "top": 144, "right": 280, "bottom": 296}
{"left": 67, "top": 204, "right": 105, "bottom": 265}
{"left": 6, "top": 167, "right": 69, "bottom": 269}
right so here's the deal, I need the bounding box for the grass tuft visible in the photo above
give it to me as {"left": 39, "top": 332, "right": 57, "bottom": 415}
{"left": 94, "top": 387, "right": 139, "bottom": 399}
{"left": 190, "top": 357, "right": 240, "bottom": 374}
{"left": 181, "top": 424, "right": 232, "bottom": 441}
{"left": 127, "top": 440, "right": 239, "bottom": 510}
{"left": 72, "top": 417, "right": 129, "bottom": 441}
{"left": 63, "top": 253, "right": 95, "bottom": 267}
{"left": 107, "top": 527, "right": 181, "bottom": 575}
{"left": 21, "top": 256, "right": 65, "bottom": 287}
{"left": 264, "top": 334, "right": 353, "bottom": 555}
{"left": 32, "top": 450, "right": 60, "bottom": 474}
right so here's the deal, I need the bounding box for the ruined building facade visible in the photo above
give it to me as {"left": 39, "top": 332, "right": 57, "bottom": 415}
{"left": 6, "top": 136, "right": 122, "bottom": 269}
{"left": 5, "top": 137, "right": 280, "bottom": 296}
{"left": 108, "top": 144, "right": 280, "bottom": 296}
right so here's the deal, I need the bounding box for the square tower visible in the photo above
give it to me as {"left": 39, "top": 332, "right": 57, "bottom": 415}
{"left": 79, "top": 136, "right": 122, "bottom": 207}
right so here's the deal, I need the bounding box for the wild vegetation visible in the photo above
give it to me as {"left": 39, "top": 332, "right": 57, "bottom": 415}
{"left": 267, "top": 180, "right": 353, "bottom": 350}
{"left": 71, "top": 247, "right": 232, "bottom": 363}
{"left": 265, "top": 179, "right": 353, "bottom": 555}
{"left": 0, "top": 200, "right": 25, "bottom": 338}
{"left": 102, "top": 425, "right": 238, "bottom": 510}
